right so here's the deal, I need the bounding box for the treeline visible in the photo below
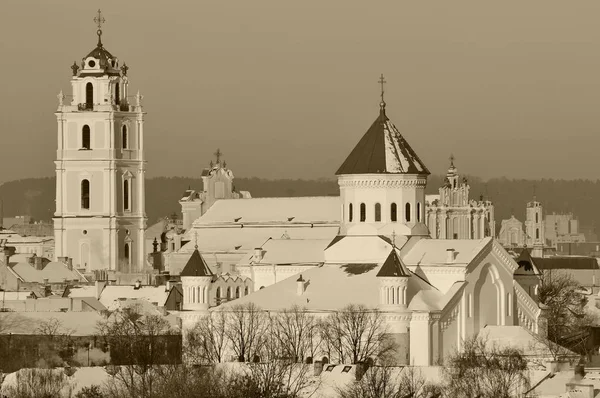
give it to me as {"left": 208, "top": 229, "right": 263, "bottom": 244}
{"left": 1, "top": 176, "right": 599, "bottom": 235}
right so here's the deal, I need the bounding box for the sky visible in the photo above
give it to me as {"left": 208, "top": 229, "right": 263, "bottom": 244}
{"left": 1, "top": 0, "right": 600, "bottom": 183}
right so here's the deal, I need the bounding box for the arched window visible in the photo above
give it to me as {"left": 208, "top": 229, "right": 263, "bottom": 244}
{"left": 82, "top": 125, "right": 91, "bottom": 150}
{"left": 536, "top": 228, "right": 539, "bottom": 240}
{"left": 123, "top": 179, "right": 130, "bottom": 211}
{"left": 374, "top": 203, "right": 381, "bottom": 222}
{"left": 244, "top": 286, "right": 249, "bottom": 295}
{"left": 535, "top": 213, "right": 539, "bottom": 223}
{"left": 124, "top": 243, "right": 130, "bottom": 260}
{"left": 115, "top": 82, "right": 120, "bottom": 105}
{"left": 235, "top": 286, "right": 240, "bottom": 299}
{"left": 227, "top": 287, "right": 232, "bottom": 299}
{"left": 360, "top": 203, "right": 366, "bottom": 222}
{"left": 348, "top": 203, "right": 353, "bottom": 222}
{"left": 81, "top": 180, "right": 90, "bottom": 209}
{"left": 416, "top": 202, "right": 421, "bottom": 222}
{"left": 391, "top": 203, "right": 397, "bottom": 222}
{"left": 122, "top": 125, "right": 128, "bottom": 149}
{"left": 405, "top": 203, "right": 411, "bottom": 222}
{"left": 85, "top": 82, "right": 93, "bottom": 109}
{"left": 216, "top": 287, "right": 221, "bottom": 299}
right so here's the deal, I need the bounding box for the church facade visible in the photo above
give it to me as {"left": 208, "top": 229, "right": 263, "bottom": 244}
{"left": 425, "top": 158, "right": 495, "bottom": 240}
{"left": 53, "top": 17, "right": 147, "bottom": 272}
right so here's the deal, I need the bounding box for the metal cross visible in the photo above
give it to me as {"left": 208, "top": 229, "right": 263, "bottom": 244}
{"left": 94, "top": 9, "right": 106, "bottom": 30}
{"left": 449, "top": 154, "right": 455, "bottom": 167}
{"left": 378, "top": 74, "right": 386, "bottom": 103}
{"left": 214, "top": 148, "right": 223, "bottom": 164}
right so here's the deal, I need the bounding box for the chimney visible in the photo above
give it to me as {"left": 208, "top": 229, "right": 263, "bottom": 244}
{"left": 3, "top": 247, "right": 11, "bottom": 266}
{"left": 134, "top": 280, "right": 141, "bottom": 290}
{"left": 34, "top": 256, "right": 43, "bottom": 271}
{"left": 166, "top": 280, "right": 172, "bottom": 291}
{"left": 43, "top": 278, "right": 49, "bottom": 285}
{"left": 446, "top": 248, "right": 456, "bottom": 263}
{"left": 67, "top": 258, "right": 73, "bottom": 271}
{"left": 28, "top": 255, "right": 36, "bottom": 266}
{"left": 253, "top": 248, "right": 264, "bottom": 262}
{"left": 297, "top": 274, "right": 306, "bottom": 296}
{"left": 58, "top": 256, "right": 68, "bottom": 264}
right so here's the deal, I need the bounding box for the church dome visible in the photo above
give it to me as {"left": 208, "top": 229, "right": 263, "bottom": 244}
{"left": 77, "top": 11, "right": 121, "bottom": 77}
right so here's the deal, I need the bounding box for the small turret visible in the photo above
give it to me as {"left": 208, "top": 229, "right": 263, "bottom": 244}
{"left": 377, "top": 249, "right": 411, "bottom": 310}
{"left": 181, "top": 247, "right": 213, "bottom": 311}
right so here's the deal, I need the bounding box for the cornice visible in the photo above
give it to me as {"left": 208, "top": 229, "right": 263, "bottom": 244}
{"left": 338, "top": 178, "right": 427, "bottom": 188}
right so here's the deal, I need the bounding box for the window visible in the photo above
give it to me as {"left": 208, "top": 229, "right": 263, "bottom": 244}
{"left": 536, "top": 228, "right": 539, "bottom": 240}
{"left": 85, "top": 82, "right": 93, "bottom": 109}
{"left": 391, "top": 203, "right": 397, "bottom": 222}
{"left": 124, "top": 243, "right": 130, "bottom": 260}
{"left": 81, "top": 180, "right": 90, "bottom": 209}
{"left": 216, "top": 287, "right": 221, "bottom": 299}
{"left": 348, "top": 203, "right": 353, "bottom": 222}
{"left": 244, "top": 286, "right": 249, "bottom": 295}
{"left": 82, "top": 125, "right": 91, "bottom": 149}
{"left": 535, "top": 213, "right": 539, "bottom": 223}
{"left": 123, "top": 179, "right": 130, "bottom": 211}
{"left": 115, "top": 83, "right": 120, "bottom": 105}
{"left": 374, "top": 203, "right": 381, "bottom": 222}
{"left": 360, "top": 203, "right": 366, "bottom": 222}
{"left": 227, "top": 287, "right": 232, "bottom": 299}
{"left": 122, "top": 125, "right": 128, "bottom": 149}
{"left": 235, "top": 286, "right": 240, "bottom": 299}
{"left": 416, "top": 203, "right": 421, "bottom": 222}
{"left": 405, "top": 203, "right": 411, "bottom": 222}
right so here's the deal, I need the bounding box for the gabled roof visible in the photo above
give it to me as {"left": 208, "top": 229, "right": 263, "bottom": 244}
{"left": 180, "top": 249, "right": 213, "bottom": 277}
{"left": 377, "top": 250, "right": 411, "bottom": 277}
{"left": 336, "top": 105, "right": 429, "bottom": 175}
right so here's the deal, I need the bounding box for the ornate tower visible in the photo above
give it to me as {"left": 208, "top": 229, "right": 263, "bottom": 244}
{"left": 53, "top": 11, "right": 147, "bottom": 272}
{"left": 525, "top": 197, "right": 544, "bottom": 256}
{"left": 336, "top": 75, "right": 430, "bottom": 238}
{"left": 181, "top": 246, "right": 214, "bottom": 311}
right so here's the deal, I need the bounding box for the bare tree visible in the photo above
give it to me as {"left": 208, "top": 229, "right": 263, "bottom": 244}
{"left": 442, "top": 335, "right": 529, "bottom": 398}
{"left": 1, "top": 368, "right": 74, "bottom": 398}
{"left": 185, "top": 310, "right": 227, "bottom": 364}
{"left": 320, "top": 304, "right": 396, "bottom": 364}
{"left": 272, "top": 305, "right": 319, "bottom": 362}
{"left": 336, "top": 366, "right": 399, "bottom": 398}
{"left": 224, "top": 302, "right": 268, "bottom": 362}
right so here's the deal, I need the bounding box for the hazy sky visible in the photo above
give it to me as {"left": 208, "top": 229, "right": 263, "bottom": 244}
{"left": 2, "top": 0, "right": 600, "bottom": 184}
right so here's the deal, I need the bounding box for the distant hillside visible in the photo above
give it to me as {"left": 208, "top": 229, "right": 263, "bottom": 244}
{"left": 1, "top": 176, "right": 599, "bottom": 237}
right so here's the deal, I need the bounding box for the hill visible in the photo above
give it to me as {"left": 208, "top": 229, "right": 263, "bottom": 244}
{"left": 1, "top": 176, "right": 598, "bottom": 237}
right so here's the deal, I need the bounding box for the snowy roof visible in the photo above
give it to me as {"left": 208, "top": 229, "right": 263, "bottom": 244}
{"left": 324, "top": 235, "right": 408, "bottom": 265}
{"left": 180, "top": 249, "right": 213, "bottom": 277}
{"left": 402, "top": 237, "right": 492, "bottom": 267}
{"left": 218, "top": 259, "right": 440, "bottom": 311}
{"left": 193, "top": 196, "right": 340, "bottom": 225}
{"left": 98, "top": 285, "right": 170, "bottom": 311}
{"left": 478, "top": 326, "right": 578, "bottom": 358}
{"left": 336, "top": 105, "right": 429, "bottom": 175}
{"left": 238, "top": 238, "right": 330, "bottom": 265}
{"left": 0, "top": 311, "right": 104, "bottom": 336}
{"left": 66, "top": 285, "right": 98, "bottom": 298}
{"left": 9, "top": 261, "right": 86, "bottom": 284}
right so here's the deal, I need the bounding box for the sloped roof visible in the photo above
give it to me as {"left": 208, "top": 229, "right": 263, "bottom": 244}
{"left": 402, "top": 238, "right": 492, "bottom": 266}
{"left": 238, "top": 238, "right": 329, "bottom": 265}
{"left": 98, "top": 285, "right": 170, "bottom": 311}
{"left": 9, "top": 260, "right": 85, "bottom": 284}
{"left": 514, "top": 247, "right": 541, "bottom": 275}
{"left": 377, "top": 250, "right": 411, "bottom": 277}
{"left": 336, "top": 105, "right": 429, "bottom": 175}
{"left": 534, "top": 256, "right": 598, "bottom": 270}
{"left": 180, "top": 249, "right": 213, "bottom": 277}
{"left": 8, "top": 223, "right": 53, "bottom": 237}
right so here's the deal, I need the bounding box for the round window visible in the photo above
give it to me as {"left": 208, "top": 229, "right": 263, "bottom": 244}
{"left": 82, "top": 230, "right": 88, "bottom": 235}
{"left": 88, "top": 60, "right": 96, "bottom": 68}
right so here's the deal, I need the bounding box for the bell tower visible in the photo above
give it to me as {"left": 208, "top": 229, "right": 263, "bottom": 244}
{"left": 53, "top": 10, "right": 147, "bottom": 272}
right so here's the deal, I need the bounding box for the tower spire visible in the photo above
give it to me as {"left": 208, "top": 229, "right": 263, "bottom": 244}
{"left": 93, "top": 9, "right": 106, "bottom": 47}
{"left": 449, "top": 153, "right": 455, "bottom": 168}
{"left": 378, "top": 73, "right": 387, "bottom": 112}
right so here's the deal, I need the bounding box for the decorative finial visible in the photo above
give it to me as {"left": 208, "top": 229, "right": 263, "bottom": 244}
{"left": 135, "top": 90, "right": 143, "bottom": 106}
{"left": 214, "top": 148, "right": 223, "bottom": 164}
{"left": 93, "top": 9, "right": 106, "bottom": 47}
{"left": 533, "top": 184, "right": 537, "bottom": 201}
{"left": 391, "top": 230, "right": 396, "bottom": 248}
{"left": 223, "top": 161, "right": 227, "bottom": 168}
{"left": 449, "top": 154, "right": 455, "bottom": 167}
{"left": 71, "top": 61, "right": 79, "bottom": 76}
{"left": 57, "top": 90, "right": 65, "bottom": 106}
{"left": 194, "top": 232, "right": 199, "bottom": 250}
{"left": 121, "top": 63, "right": 129, "bottom": 77}
{"left": 378, "top": 73, "right": 387, "bottom": 110}
{"left": 209, "top": 160, "right": 214, "bottom": 168}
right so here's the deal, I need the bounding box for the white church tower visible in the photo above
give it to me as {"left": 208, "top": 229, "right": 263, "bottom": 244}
{"left": 336, "top": 75, "right": 430, "bottom": 238}
{"left": 525, "top": 196, "right": 545, "bottom": 257}
{"left": 53, "top": 10, "right": 147, "bottom": 272}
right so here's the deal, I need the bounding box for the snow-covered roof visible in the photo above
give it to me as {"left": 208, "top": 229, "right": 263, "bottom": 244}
{"left": 324, "top": 235, "right": 408, "bottom": 265}
{"left": 336, "top": 105, "right": 429, "bottom": 175}
{"left": 402, "top": 237, "right": 492, "bottom": 267}
{"left": 0, "top": 311, "right": 104, "bottom": 336}
{"left": 98, "top": 285, "right": 170, "bottom": 311}
{"left": 478, "top": 326, "right": 577, "bottom": 358}
{"left": 9, "top": 261, "right": 86, "bottom": 284}
{"left": 192, "top": 196, "right": 340, "bottom": 226}
{"left": 238, "top": 238, "right": 330, "bottom": 265}
{"left": 66, "top": 285, "right": 98, "bottom": 298}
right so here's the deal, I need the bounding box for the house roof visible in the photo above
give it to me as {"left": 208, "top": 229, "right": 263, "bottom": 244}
{"left": 402, "top": 237, "right": 492, "bottom": 267}
{"left": 534, "top": 256, "right": 599, "bottom": 270}
{"left": 335, "top": 105, "right": 429, "bottom": 175}
{"left": 7, "top": 223, "right": 53, "bottom": 237}
{"left": 9, "top": 260, "right": 86, "bottom": 284}
{"left": 0, "top": 311, "right": 104, "bottom": 336}
{"left": 180, "top": 249, "right": 213, "bottom": 277}
{"left": 478, "top": 326, "right": 577, "bottom": 358}
{"left": 97, "top": 285, "right": 170, "bottom": 311}
{"left": 238, "top": 238, "right": 330, "bottom": 265}
{"left": 377, "top": 250, "right": 411, "bottom": 277}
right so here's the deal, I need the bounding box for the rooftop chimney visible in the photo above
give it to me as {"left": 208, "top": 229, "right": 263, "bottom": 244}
{"left": 34, "top": 256, "right": 43, "bottom": 271}
{"left": 67, "top": 258, "right": 73, "bottom": 271}
{"left": 297, "top": 274, "right": 306, "bottom": 296}
{"left": 254, "top": 248, "right": 263, "bottom": 262}
{"left": 134, "top": 280, "right": 141, "bottom": 290}
{"left": 446, "top": 248, "right": 456, "bottom": 263}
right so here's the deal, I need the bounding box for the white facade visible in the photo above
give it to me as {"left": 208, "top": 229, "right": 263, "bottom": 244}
{"left": 53, "top": 31, "right": 147, "bottom": 272}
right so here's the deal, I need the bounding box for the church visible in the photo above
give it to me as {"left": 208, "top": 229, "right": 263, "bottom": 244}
{"left": 178, "top": 86, "right": 544, "bottom": 367}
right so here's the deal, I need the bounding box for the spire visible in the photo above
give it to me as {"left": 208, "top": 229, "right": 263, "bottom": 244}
{"left": 93, "top": 9, "right": 106, "bottom": 47}
{"left": 377, "top": 249, "right": 411, "bottom": 277}
{"left": 378, "top": 73, "right": 387, "bottom": 114}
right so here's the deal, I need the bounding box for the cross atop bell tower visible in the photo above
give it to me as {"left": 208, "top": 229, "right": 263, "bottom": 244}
{"left": 93, "top": 9, "right": 106, "bottom": 46}
{"left": 378, "top": 73, "right": 387, "bottom": 111}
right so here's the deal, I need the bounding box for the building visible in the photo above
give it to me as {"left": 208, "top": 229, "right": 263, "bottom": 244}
{"left": 53, "top": 21, "right": 147, "bottom": 272}
{"left": 545, "top": 212, "right": 586, "bottom": 249}
{"left": 180, "top": 151, "right": 251, "bottom": 231}
{"left": 179, "top": 86, "right": 545, "bottom": 367}
{"left": 425, "top": 157, "right": 495, "bottom": 240}
{"left": 497, "top": 216, "right": 527, "bottom": 247}
{"left": 524, "top": 199, "right": 545, "bottom": 256}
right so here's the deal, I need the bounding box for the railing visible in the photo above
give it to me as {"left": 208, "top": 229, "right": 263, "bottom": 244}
{"left": 78, "top": 103, "right": 94, "bottom": 111}
{"left": 514, "top": 282, "right": 541, "bottom": 333}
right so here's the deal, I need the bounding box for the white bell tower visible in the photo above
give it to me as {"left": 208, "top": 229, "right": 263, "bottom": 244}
{"left": 53, "top": 10, "right": 147, "bottom": 272}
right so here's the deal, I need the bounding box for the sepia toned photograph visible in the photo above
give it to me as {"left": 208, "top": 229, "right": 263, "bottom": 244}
{"left": 1, "top": 1, "right": 600, "bottom": 397}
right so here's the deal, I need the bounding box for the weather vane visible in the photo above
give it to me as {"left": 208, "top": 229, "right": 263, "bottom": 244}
{"left": 378, "top": 73, "right": 386, "bottom": 107}
{"left": 93, "top": 9, "right": 106, "bottom": 46}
